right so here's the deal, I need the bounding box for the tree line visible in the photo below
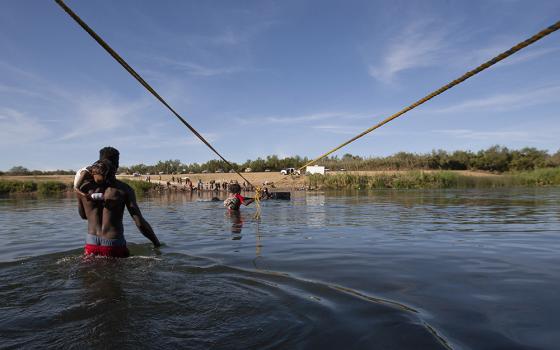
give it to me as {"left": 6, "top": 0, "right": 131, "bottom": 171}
{"left": 114, "top": 146, "right": 560, "bottom": 174}
{"left": 3, "top": 146, "right": 560, "bottom": 176}
{"left": 1, "top": 166, "right": 75, "bottom": 176}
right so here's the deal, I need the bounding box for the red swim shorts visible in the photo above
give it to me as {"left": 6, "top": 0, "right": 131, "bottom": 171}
{"left": 84, "top": 244, "right": 130, "bottom": 258}
{"left": 84, "top": 234, "right": 130, "bottom": 258}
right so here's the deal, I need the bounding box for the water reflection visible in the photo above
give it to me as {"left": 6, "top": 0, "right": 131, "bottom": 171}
{"left": 255, "top": 222, "right": 262, "bottom": 257}
{"left": 304, "top": 194, "right": 327, "bottom": 227}
{"left": 0, "top": 251, "right": 451, "bottom": 349}
{"left": 2, "top": 189, "right": 560, "bottom": 349}
{"left": 227, "top": 210, "right": 243, "bottom": 238}
{"left": 76, "top": 258, "right": 129, "bottom": 347}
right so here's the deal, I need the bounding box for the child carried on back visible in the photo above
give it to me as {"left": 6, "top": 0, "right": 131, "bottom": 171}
{"left": 74, "top": 147, "right": 120, "bottom": 201}
{"left": 74, "top": 159, "right": 116, "bottom": 201}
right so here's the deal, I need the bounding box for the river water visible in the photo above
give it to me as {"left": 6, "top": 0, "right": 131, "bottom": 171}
{"left": 1, "top": 189, "right": 559, "bottom": 349}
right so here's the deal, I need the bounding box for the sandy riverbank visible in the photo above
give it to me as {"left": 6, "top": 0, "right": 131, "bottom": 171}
{"left": 1, "top": 170, "right": 499, "bottom": 191}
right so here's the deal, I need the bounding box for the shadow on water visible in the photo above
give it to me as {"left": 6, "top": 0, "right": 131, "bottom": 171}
{"left": 0, "top": 247, "right": 451, "bottom": 350}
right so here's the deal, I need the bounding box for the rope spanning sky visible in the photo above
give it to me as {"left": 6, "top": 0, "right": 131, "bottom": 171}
{"left": 0, "top": 0, "right": 559, "bottom": 170}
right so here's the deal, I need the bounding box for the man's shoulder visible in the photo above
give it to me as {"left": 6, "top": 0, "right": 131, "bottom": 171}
{"left": 117, "top": 179, "right": 134, "bottom": 189}
{"left": 111, "top": 180, "right": 135, "bottom": 194}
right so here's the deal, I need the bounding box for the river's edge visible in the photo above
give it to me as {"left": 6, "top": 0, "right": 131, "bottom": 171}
{"left": 2, "top": 168, "right": 560, "bottom": 194}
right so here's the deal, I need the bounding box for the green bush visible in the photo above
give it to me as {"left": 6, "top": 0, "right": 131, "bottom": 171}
{"left": 306, "top": 169, "right": 560, "bottom": 190}
{"left": 37, "top": 181, "right": 69, "bottom": 194}
{"left": 121, "top": 179, "right": 156, "bottom": 194}
{"left": 510, "top": 168, "right": 560, "bottom": 186}
{"left": 0, "top": 180, "right": 37, "bottom": 194}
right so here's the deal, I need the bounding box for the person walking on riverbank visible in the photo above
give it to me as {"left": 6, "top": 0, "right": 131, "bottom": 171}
{"left": 78, "top": 150, "right": 160, "bottom": 257}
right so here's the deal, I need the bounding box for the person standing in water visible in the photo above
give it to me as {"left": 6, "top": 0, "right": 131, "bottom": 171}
{"left": 78, "top": 149, "right": 160, "bottom": 258}
{"left": 224, "top": 183, "right": 255, "bottom": 211}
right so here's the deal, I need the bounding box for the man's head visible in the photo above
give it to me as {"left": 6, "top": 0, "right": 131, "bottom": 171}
{"left": 99, "top": 147, "right": 120, "bottom": 170}
{"left": 229, "top": 183, "right": 241, "bottom": 194}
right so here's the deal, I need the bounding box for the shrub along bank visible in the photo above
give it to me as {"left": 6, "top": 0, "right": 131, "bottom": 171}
{"left": 306, "top": 168, "right": 560, "bottom": 190}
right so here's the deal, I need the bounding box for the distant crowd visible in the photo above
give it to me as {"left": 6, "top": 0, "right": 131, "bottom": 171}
{"left": 144, "top": 175, "right": 259, "bottom": 192}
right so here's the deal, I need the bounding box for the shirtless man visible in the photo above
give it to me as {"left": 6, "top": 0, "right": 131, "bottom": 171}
{"left": 78, "top": 158, "right": 160, "bottom": 258}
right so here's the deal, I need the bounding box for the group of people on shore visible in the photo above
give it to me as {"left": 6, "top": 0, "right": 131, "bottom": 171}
{"left": 74, "top": 147, "right": 263, "bottom": 259}
{"left": 159, "top": 178, "right": 258, "bottom": 193}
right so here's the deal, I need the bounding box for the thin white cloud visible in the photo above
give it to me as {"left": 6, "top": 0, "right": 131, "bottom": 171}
{"left": 433, "top": 129, "right": 539, "bottom": 142}
{"left": 0, "top": 59, "right": 89, "bottom": 102}
{"left": 368, "top": 19, "right": 448, "bottom": 83}
{"left": 495, "top": 47, "right": 560, "bottom": 67}
{"left": 465, "top": 45, "right": 560, "bottom": 69}
{"left": 263, "top": 112, "right": 346, "bottom": 123}
{"left": 236, "top": 111, "right": 372, "bottom": 125}
{"left": 368, "top": 20, "right": 559, "bottom": 83}
{"left": 311, "top": 124, "right": 422, "bottom": 137}
{"left": 187, "top": 29, "right": 242, "bottom": 47}
{"left": 312, "top": 125, "right": 365, "bottom": 135}
{"left": 59, "top": 96, "right": 149, "bottom": 141}
{"left": 0, "top": 60, "right": 39, "bottom": 81}
{"left": 178, "top": 20, "right": 279, "bottom": 48}
{"left": 428, "top": 85, "right": 560, "bottom": 114}
{"left": 0, "top": 60, "right": 199, "bottom": 151}
{"left": 0, "top": 108, "right": 50, "bottom": 145}
{"left": 0, "top": 83, "right": 47, "bottom": 99}
{"left": 116, "top": 131, "right": 220, "bottom": 150}
{"left": 152, "top": 56, "right": 243, "bottom": 77}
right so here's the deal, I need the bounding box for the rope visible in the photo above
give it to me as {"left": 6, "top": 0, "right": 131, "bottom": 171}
{"left": 54, "top": 0, "right": 254, "bottom": 187}
{"left": 299, "top": 20, "right": 560, "bottom": 171}
{"left": 253, "top": 186, "right": 262, "bottom": 220}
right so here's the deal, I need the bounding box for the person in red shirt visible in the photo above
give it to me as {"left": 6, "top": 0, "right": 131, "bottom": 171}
{"left": 224, "top": 183, "right": 255, "bottom": 210}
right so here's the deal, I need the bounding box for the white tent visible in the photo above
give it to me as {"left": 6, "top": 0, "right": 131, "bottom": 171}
{"left": 306, "top": 165, "right": 325, "bottom": 175}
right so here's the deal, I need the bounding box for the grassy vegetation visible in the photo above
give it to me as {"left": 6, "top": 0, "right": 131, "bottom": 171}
{"left": 0, "top": 178, "right": 157, "bottom": 195}
{"left": 0, "top": 180, "right": 72, "bottom": 194}
{"left": 3, "top": 169, "right": 559, "bottom": 193}
{"left": 0, "top": 180, "right": 38, "bottom": 194}
{"left": 120, "top": 179, "right": 157, "bottom": 194}
{"left": 510, "top": 168, "right": 560, "bottom": 186}
{"left": 306, "top": 168, "right": 560, "bottom": 190}
{"left": 37, "top": 181, "right": 69, "bottom": 194}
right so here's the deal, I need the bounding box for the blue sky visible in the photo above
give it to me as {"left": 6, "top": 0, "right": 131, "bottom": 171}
{"left": 0, "top": 0, "right": 559, "bottom": 170}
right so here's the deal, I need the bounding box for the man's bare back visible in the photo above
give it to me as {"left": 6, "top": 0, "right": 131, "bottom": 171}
{"left": 79, "top": 177, "right": 160, "bottom": 256}
{"left": 79, "top": 180, "right": 127, "bottom": 239}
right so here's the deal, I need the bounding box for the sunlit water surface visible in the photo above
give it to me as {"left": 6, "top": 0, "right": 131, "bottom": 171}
{"left": 1, "top": 189, "right": 559, "bottom": 349}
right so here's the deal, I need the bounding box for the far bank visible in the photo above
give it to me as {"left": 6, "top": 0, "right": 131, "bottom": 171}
{"left": 1, "top": 169, "right": 560, "bottom": 194}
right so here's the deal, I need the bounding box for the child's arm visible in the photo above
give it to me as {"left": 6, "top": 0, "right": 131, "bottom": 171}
{"left": 78, "top": 195, "right": 87, "bottom": 220}
{"left": 73, "top": 167, "right": 90, "bottom": 197}
{"left": 74, "top": 167, "right": 104, "bottom": 200}
{"left": 242, "top": 197, "right": 255, "bottom": 206}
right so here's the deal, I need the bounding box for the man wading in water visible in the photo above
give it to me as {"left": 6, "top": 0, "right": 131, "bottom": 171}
{"left": 78, "top": 147, "right": 160, "bottom": 257}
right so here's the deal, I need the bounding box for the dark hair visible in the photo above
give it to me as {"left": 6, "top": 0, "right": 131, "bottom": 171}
{"left": 91, "top": 159, "right": 116, "bottom": 182}
{"left": 91, "top": 160, "right": 109, "bottom": 176}
{"left": 99, "top": 147, "right": 120, "bottom": 169}
{"left": 229, "top": 183, "right": 241, "bottom": 194}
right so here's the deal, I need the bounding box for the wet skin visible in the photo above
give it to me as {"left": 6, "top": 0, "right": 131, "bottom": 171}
{"left": 78, "top": 179, "right": 160, "bottom": 247}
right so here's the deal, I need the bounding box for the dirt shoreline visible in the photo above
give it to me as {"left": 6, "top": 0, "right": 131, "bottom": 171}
{"left": 1, "top": 170, "right": 501, "bottom": 193}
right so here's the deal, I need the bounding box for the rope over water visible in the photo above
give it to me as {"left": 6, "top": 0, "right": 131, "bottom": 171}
{"left": 54, "top": 0, "right": 558, "bottom": 205}
{"left": 299, "top": 20, "right": 560, "bottom": 171}
{"left": 54, "top": 0, "right": 255, "bottom": 189}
